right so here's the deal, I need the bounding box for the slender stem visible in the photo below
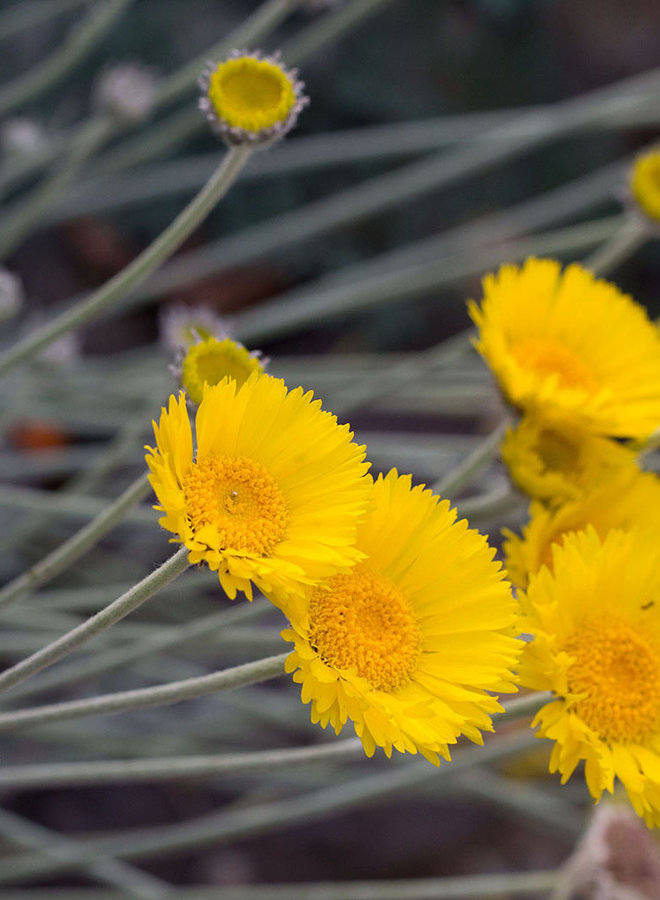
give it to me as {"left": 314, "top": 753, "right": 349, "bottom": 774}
{"left": 0, "top": 547, "right": 190, "bottom": 696}
{"left": 0, "top": 473, "right": 152, "bottom": 612}
{"left": 0, "top": 117, "right": 112, "bottom": 261}
{"left": 499, "top": 691, "right": 552, "bottom": 724}
{"left": 0, "top": 0, "right": 92, "bottom": 42}
{"left": 433, "top": 420, "right": 509, "bottom": 497}
{"left": 0, "top": 809, "right": 171, "bottom": 900}
{"left": 0, "top": 145, "right": 252, "bottom": 377}
{"left": 583, "top": 214, "right": 650, "bottom": 275}
{"left": 0, "top": 870, "right": 559, "bottom": 898}
{"left": 0, "top": 731, "right": 538, "bottom": 882}
{"left": 456, "top": 484, "right": 523, "bottom": 523}
{"left": 0, "top": 652, "right": 287, "bottom": 729}
{"left": 0, "top": 481, "right": 154, "bottom": 525}
{"left": 281, "top": 0, "right": 396, "bottom": 62}
{"left": 0, "top": 0, "right": 133, "bottom": 117}
{"left": 0, "top": 738, "right": 363, "bottom": 791}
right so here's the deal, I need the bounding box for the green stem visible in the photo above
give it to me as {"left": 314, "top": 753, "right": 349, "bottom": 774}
{"left": 0, "top": 145, "right": 252, "bottom": 377}
{"left": 499, "top": 691, "right": 552, "bottom": 724}
{"left": 0, "top": 473, "right": 152, "bottom": 611}
{"left": 0, "top": 0, "right": 133, "bottom": 117}
{"left": 0, "top": 547, "right": 190, "bottom": 696}
{"left": 0, "top": 0, "right": 92, "bottom": 41}
{"left": 0, "top": 731, "right": 539, "bottom": 882}
{"left": 433, "top": 420, "right": 510, "bottom": 497}
{"left": 0, "top": 651, "right": 287, "bottom": 729}
{"left": 0, "top": 117, "right": 112, "bottom": 261}
{"left": 583, "top": 214, "right": 650, "bottom": 275}
{"left": 0, "top": 809, "right": 170, "bottom": 900}
{"left": 0, "top": 738, "right": 363, "bottom": 791}
{"left": 281, "top": 0, "right": 396, "bottom": 63}
{"left": 456, "top": 484, "right": 524, "bottom": 523}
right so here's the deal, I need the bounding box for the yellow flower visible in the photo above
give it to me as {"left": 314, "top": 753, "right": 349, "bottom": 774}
{"left": 180, "top": 336, "right": 267, "bottom": 405}
{"left": 283, "top": 470, "right": 521, "bottom": 764}
{"left": 145, "top": 374, "right": 371, "bottom": 601}
{"left": 519, "top": 528, "right": 660, "bottom": 827}
{"left": 199, "top": 50, "right": 308, "bottom": 146}
{"left": 503, "top": 468, "right": 660, "bottom": 589}
{"left": 501, "top": 414, "right": 640, "bottom": 508}
{"left": 630, "top": 147, "right": 660, "bottom": 223}
{"left": 468, "top": 258, "right": 660, "bottom": 440}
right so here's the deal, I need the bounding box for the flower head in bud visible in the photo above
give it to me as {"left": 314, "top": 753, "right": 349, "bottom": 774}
{"left": 159, "top": 303, "right": 233, "bottom": 353}
{"left": 199, "top": 50, "right": 308, "bottom": 147}
{"left": 0, "top": 268, "right": 24, "bottom": 322}
{"left": 629, "top": 147, "right": 660, "bottom": 226}
{"left": 1, "top": 118, "right": 44, "bottom": 156}
{"left": 177, "top": 335, "right": 268, "bottom": 405}
{"left": 95, "top": 63, "right": 158, "bottom": 123}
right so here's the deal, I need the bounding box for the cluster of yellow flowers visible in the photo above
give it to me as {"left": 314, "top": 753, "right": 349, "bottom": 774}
{"left": 470, "top": 257, "right": 660, "bottom": 827}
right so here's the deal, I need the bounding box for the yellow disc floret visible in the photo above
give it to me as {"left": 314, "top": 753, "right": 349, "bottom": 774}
{"left": 308, "top": 571, "right": 420, "bottom": 693}
{"left": 181, "top": 336, "right": 265, "bottom": 404}
{"left": 630, "top": 148, "right": 660, "bottom": 222}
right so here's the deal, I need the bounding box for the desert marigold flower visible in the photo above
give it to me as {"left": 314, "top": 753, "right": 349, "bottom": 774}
{"left": 145, "top": 374, "right": 371, "bottom": 601}
{"left": 468, "top": 258, "right": 660, "bottom": 440}
{"left": 500, "top": 414, "right": 640, "bottom": 508}
{"left": 178, "top": 335, "right": 267, "bottom": 405}
{"left": 520, "top": 528, "right": 660, "bottom": 827}
{"left": 282, "top": 470, "right": 521, "bottom": 764}
{"left": 199, "top": 50, "right": 308, "bottom": 147}
{"left": 503, "top": 468, "right": 660, "bottom": 589}
{"left": 630, "top": 147, "right": 660, "bottom": 224}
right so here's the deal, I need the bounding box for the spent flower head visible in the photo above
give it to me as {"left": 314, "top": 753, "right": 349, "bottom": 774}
{"left": 199, "top": 50, "right": 308, "bottom": 147}
{"left": 95, "top": 63, "right": 158, "bottom": 123}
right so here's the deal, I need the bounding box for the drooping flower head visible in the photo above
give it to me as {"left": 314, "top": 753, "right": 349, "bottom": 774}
{"left": 283, "top": 470, "right": 521, "bottom": 763}
{"left": 500, "top": 414, "right": 640, "bottom": 508}
{"left": 520, "top": 528, "right": 660, "bottom": 827}
{"left": 145, "top": 374, "right": 371, "bottom": 601}
{"left": 503, "top": 468, "right": 660, "bottom": 589}
{"left": 177, "top": 335, "right": 268, "bottom": 405}
{"left": 630, "top": 147, "right": 660, "bottom": 225}
{"left": 199, "top": 50, "right": 308, "bottom": 147}
{"left": 468, "top": 259, "right": 660, "bottom": 440}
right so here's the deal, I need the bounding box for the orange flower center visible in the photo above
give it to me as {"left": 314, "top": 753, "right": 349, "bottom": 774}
{"left": 565, "top": 620, "right": 660, "bottom": 742}
{"left": 308, "top": 571, "right": 420, "bottom": 693}
{"left": 183, "top": 455, "right": 287, "bottom": 555}
{"left": 512, "top": 339, "right": 597, "bottom": 393}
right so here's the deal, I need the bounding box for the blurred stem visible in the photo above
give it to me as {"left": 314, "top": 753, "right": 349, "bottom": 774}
{"left": 0, "top": 482, "right": 154, "bottom": 525}
{"left": 499, "top": 691, "right": 551, "bottom": 724}
{"left": 281, "top": 0, "right": 395, "bottom": 62}
{"left": 0, "top": 731, "right": 538, "bottom": 882}
{"left": 0, "top": 145, "right": 252, "bottom": 377}
{"left": 456, "top": 484, "right": 523, "bottom": 524}
{"left": 0, "top": 738, "right": 363, "bottom": 791}
{"left": 0, "top": 116, "right": 112, "bottom": 261}
{"left": 0, "top": 809, "right": 171, "bottom": 900}
{"left": 0, "top": 474, "right": 152, "bottom": 611}
{"left": 0, "top": 651, "right": 288, "bottom": 729}
{"left": 583, "top": 214, "right": 650, "bottom": 275}
{"left": 0, "top": 548, "right": 190, "bottom": 695}
{"left": 0, "top": 0, "right": 92, "bottom": 41}
{"left": 0, "top": 0, "right": 133, "bottom": 117}
{"left": 433, "top": 421, "right": 509, "bottom": 498}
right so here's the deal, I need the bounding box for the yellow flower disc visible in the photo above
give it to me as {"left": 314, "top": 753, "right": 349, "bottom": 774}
{"left": 145, "top": 374, "right": 371, "bottom": 601}
{"left": 468, "top": 258, "right": 660, "bottom": 439}
{"left": 519, "top": 528, "right": 660, "bottom": 827}
{"left": 501, "top": 414, "right": 641, "bottom": 508}
{"left": 630, "top": 148, "right": 660, "bottom": 222}
{"left": 503, "top": 467, "right": 660, "bottom": 589}
{"left": 208, "top": 56, "right": 297, "bottom": 133}
{"left": 181, "top": 336, "right": 265, "bottom": 404}
{"left": 283, "top": 470, "right": 521, "bottom": 763}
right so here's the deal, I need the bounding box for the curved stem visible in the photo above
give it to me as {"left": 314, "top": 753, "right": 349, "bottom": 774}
{"left": 0, "top": 651, "right": 287, "bottom": 729}
{"left": 0, "top": 0, "right": 92, "bottom": 42}
{"left": 0, "top": 547, "right": 190, "bottom": 696}
{"left": 0, "top": 473, "right": 152, "bottom": 612}
{"left": 0, "top": 145, "right": 252, "bottom": 377}
{"left": 0, "top": 0, "right": 133, "bottom": 117}
{"left": 433, "top": 420, "right": 510, "bottom": 498}
{"left": 583, "top": 214, "right": 649, "bottom": 276}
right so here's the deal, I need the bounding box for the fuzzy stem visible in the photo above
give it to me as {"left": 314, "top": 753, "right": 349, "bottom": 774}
{"left": 0, "top": 0, "right": 133, "bottom": 117}
{"left": 0, "top": 547, "right": 190, "bottom": 696}
{"left": 0, "top": 652, "right": 287, "bottom": 728}
{"left": 0, "top": 145, "right": 252, "bottom": 377}
{"left": 0, "top": 473, "right": 152, "bottom": 612}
